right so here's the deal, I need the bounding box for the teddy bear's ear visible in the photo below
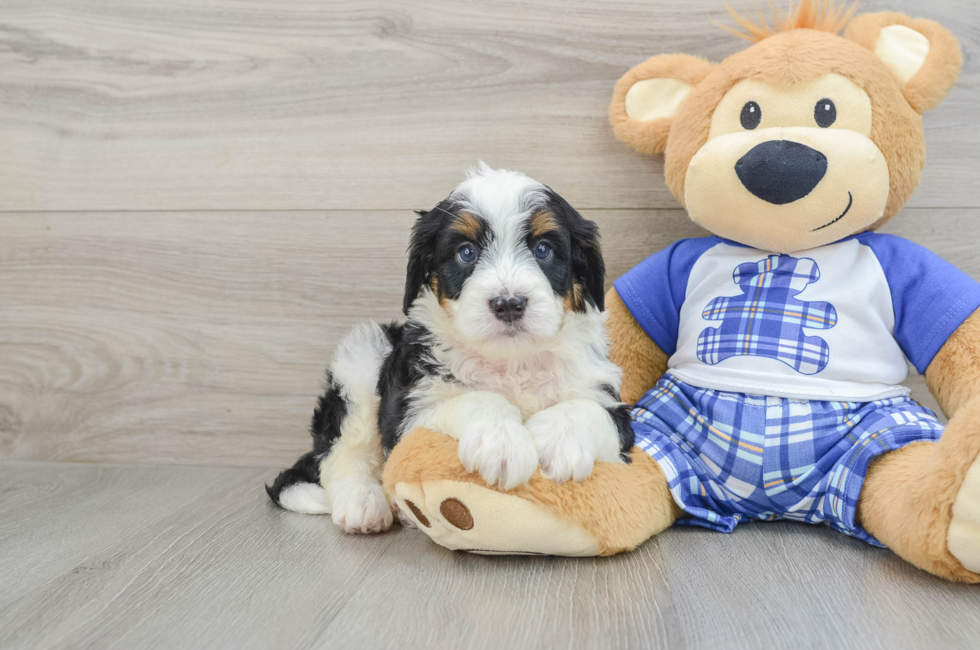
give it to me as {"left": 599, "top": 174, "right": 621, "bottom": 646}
{"left": 609, "top": 54, "right": 715, "bottom": 155}
{"left": 844, "top": 12, "right": 962, "bottom": 114}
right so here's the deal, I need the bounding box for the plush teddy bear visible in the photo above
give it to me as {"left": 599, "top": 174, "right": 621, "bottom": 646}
{"left": 382, "top": 1, "right": 980, "bottom": 582}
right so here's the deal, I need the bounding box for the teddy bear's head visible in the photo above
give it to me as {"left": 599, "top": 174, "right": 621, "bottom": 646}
{"left": 609, "top": 1, "right": 962, "bottom": 253}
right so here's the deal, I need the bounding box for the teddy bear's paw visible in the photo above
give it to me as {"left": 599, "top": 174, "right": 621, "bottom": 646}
{"left": 948, "top": 453, "right": 980, "bottom": 573}
{"left": 457, "top": 418, "right": 538, "bottom": 490}
{"left": 329, "top": 477, "right": 393, "bottom": 535}
{"left": 391, "top": 479, "right": 601, "bottom": 556}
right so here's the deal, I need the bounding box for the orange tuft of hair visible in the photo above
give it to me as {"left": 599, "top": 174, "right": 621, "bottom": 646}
{"left": 718, "top": 0, "right": 860, "bottom": 42}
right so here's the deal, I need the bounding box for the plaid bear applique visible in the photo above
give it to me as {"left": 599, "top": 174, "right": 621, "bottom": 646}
{"left": 696, "top": 255, "right": 837, "bottom": 375}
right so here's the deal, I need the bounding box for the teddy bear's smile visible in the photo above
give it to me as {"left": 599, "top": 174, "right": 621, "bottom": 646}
{"left": 811, "top": 191, "right": 853, "bottom": 232}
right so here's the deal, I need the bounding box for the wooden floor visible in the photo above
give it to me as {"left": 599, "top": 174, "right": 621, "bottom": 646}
{"left": 2, "top": 461, "right": 980, "bottom": 650}
{"left": 2, "top": 0, "right": 979, "bottom": 648}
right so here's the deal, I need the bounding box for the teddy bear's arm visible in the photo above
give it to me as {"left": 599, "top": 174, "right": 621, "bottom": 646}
{"left": 606, "top": 287, "right": 668, "bottom": 404}
{"left": 924, "top": 308, "right": 980, "bottom": 419}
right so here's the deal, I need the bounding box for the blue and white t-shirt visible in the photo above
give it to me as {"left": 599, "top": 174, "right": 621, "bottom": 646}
{"left": 614, "top": 233, "right": 980, "bottom": 401}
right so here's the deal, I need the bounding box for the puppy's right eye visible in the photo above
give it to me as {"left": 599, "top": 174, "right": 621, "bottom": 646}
{"left": 456, "top": 244, "right": 477, "bottom": 264}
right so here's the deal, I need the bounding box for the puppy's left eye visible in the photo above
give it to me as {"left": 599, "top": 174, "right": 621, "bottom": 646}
{"left": 456, "top": 244, "right": 477, "bottom": 264}
{"left": 533, "top": 242, "right": 553, "bottom": 261}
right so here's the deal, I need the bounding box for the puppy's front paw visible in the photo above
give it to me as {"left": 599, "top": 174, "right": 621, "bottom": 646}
{"left": 528, "top": 401, "right": 619, "bottom": 483}
{"left": 458, "top": 419, "right": 538, "bottom": 490}
{"left": 329, "top": 478, "right": 393, "bottom": 534}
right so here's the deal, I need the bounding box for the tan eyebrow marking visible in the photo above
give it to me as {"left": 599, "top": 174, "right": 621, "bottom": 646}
{"left": 449, "top": 211, "right": 482, "bottom": 240}
{"left": 564, "top": 282, "right": 585, "bottom": 313}
{"left": 530, "top": 210, "right": 559, "bottom": 237}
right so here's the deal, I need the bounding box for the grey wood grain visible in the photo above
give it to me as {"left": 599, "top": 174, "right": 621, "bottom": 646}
{"left": 1, "top": 209, "right": 969, "bottom": 467}
{"left": 0, "top": 462, "right": 399, "bottom": 650}
{"left": 0, "top": 462, "right": 265, "bottom": 609}
{"left": 1, "top": 462, "right": 979, "bottom": 650}
{"left": 0, "top": 0, "right": 975, "bottom": 212}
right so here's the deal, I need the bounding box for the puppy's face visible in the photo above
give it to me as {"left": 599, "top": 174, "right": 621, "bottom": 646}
{"left": 404, "top": 166, "right": 605, "bottom": 357}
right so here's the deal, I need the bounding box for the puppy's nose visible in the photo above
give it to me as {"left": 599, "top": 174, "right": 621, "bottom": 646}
{"left": 735, "top": 140, "right": 827, "bottom": 205}
{"left": 490, "top": 295, "right": 527, "bottom": 323}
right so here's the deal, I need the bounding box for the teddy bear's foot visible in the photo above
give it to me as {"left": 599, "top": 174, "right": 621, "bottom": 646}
{"left": 383, "top": 427, "right": 681, "bottom": 556}
{"left": 860, "top": 396, "right": 980, "bottom": 582}
{"left": 392, "top": 480, "right": 602, "bottom": 555}
{"left": 948, "top": 453, "right": 980, "bottom": 572}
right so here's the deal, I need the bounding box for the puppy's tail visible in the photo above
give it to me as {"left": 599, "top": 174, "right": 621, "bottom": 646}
{"left": 266, "top": 451, "right": 330, "bottom": 514}
{"left": 267, "top": 321, "right": 393, "bottom": 514}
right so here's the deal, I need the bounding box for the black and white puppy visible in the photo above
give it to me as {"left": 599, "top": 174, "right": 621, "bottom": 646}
{"left": 267, "top": 164, "right": 633, "bottom": 533}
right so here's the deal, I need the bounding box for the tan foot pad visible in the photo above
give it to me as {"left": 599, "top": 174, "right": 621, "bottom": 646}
{"left": 393, "top": 480, "right": 601, "bottom": 556}
{"left": 949, "top": 454, "right": 980, "bottom": 573}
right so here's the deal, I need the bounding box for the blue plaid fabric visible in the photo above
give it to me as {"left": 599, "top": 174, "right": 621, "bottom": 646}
{"left": 632, "top": 375, "right": 944, "bottom": 546}
{"left": 697, "top": 255, "right": 838, "bottom": 375}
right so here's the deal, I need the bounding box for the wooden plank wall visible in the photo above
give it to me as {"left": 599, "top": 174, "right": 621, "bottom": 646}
{"left": 1, "top": 0, "right": 977, "bottom": 467}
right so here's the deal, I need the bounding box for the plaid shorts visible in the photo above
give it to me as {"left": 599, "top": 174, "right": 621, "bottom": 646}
{"left": 632, "top": 375, "right": 944, "bottom": 546}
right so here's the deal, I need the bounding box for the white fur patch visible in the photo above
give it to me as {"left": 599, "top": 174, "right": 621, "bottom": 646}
{"left": 409, "top": 294, "right": 621, "bottom": 420}
{"left": 454, "top": 162, "right": 547, "bottom": 234}
{"left": 317, "top": 321, "right": 392, "bottom": 533}
{"left": 328, "top": 475, "right": 393, "bottom": 534}
{"left": 458, "top": 417, "right": 539, "bottom": 490}
{"left": 278, "top": 482, "right": 330, "bottom": 515}
{"left": 527, "top": 399, "right": 623, "bottom": 483}
{"left": 331, "top": 321, "right": 391, "bottom": 396}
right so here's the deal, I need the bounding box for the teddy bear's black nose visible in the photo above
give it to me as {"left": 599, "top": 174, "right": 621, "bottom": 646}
{"left": 735, "top": 140, "right": 827, "bottom": 205}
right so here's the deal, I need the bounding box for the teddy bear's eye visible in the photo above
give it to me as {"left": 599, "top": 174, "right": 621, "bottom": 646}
{"left": 740, "top": 101, "right": 761, "bottom": 130}
{"left": 814, "top": 98, "right": 837, "bottom": 128}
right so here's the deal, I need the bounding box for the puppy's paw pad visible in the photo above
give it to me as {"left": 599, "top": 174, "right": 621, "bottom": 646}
{"left": 331, "top": 484, "right": 393, "bottom": 534}
{"left": 458, "top": 419, "right": 538, "bottom": 490}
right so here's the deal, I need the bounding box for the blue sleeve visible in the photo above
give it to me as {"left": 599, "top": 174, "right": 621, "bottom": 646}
{"left": 861, "top": 233, "right": 980, "bottom": 374}
{"left": 612, "top": 237, "right": 719, "bottom": 356}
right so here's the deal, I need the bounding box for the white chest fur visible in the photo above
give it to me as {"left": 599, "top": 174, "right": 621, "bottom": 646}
{"left": 416, "top": 305, "right": 622, "bottom": 421}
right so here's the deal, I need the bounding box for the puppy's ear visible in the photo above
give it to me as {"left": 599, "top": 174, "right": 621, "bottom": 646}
{"left": 547, "top": 191, "right": 606, "bottom": 311}
{"left": 571, "top": 217, "right": 605, "bottom": 311}
{"left": 403, "top": 206, "right": 445, "bottom": 314}
{"left": 845, "top": 12, "right": 962, "bottom": 114}
{"left": 609, "top": 53, "right": 715, "bottom": 155}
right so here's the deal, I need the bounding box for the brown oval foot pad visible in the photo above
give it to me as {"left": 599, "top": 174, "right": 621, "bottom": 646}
{"left": 403, "top": 499, "right": 430, "bottom": 528}
{"left": 439, "top": 498, "right": 474, "bottom": 530}
{"left": 392, "top": 479, "right": 602, "bottom": 556}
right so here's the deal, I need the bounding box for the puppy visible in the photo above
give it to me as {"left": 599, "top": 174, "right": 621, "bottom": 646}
{"left": 267, "top": 164, "right": 633, "bottom": 533}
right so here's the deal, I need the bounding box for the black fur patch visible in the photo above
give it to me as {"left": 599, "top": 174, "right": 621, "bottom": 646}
{"left": 525, "top": 212, "right": 574, "bottom": 302}
{"left": 377, "top": 322, "right": 445, "bottom": 453}
{"left": 608, "top": 403, "right": 635, "bottom": 463}
{"left": 403, "top": 201, "right": 492, "bottom": 313}
{"left": 541, "top": 189, "right": 606, "bottom": 311}
{"left": 600, "top": 383, "right": 635, "bottom": 463}
{"left": 310, "top": 373, "right": 349, "bottom": 456}
{"left": 266, "top": 451, "right": 321, "bottom": 507}
{"left": 266, "top": 371, "right": 351, "bottom": 506}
